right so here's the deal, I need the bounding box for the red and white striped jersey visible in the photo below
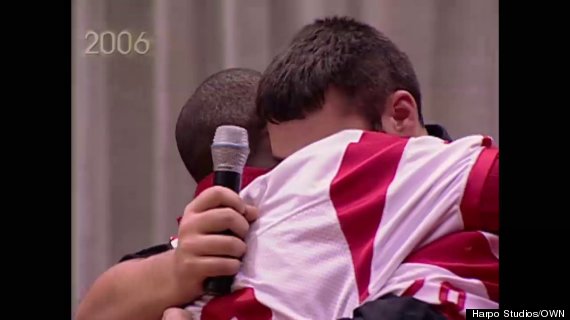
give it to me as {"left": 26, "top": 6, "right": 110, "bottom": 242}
{"left": 187, "top": 129, "right": 498, "bottom": 320}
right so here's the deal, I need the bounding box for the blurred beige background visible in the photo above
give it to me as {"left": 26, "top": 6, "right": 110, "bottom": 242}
{"left": 71, "top": 0, "right": 498, "bottom": 313}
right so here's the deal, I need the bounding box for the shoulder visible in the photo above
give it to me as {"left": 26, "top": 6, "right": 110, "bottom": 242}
{"left": 406, "top": 134, "right": 494, "bottom": 155}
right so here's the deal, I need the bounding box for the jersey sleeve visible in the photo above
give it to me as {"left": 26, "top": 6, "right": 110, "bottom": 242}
{"left": 460, "top": 147, "right": 499, "bottom": 233}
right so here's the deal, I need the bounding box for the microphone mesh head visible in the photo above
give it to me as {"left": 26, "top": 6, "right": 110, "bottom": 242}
{"left": 211, "top": 125, "right": 250, "bottom": 173}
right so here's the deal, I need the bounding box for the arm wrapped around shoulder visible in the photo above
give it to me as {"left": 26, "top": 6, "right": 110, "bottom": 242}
{"left": 460, "top": 146, "right": 499, "bottom": 234}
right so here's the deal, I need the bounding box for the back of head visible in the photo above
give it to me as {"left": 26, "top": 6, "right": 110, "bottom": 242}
{"left": 257, "top": 16, "right": 423, "bottom": 126}
{"left": 176, "top": 68, "right": 263, "bottom": 182}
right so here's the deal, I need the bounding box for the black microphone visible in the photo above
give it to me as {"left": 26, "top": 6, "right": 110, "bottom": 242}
{"left": 203, "top": 125, "right": 250, "bottom": 296}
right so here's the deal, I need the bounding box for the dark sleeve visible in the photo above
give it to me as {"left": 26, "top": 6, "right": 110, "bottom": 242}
{"left": 339, "top": 294, "right": 446, "bottom": 320}
{"left": 118, "top": 243, "right": 173, "bottom": 263}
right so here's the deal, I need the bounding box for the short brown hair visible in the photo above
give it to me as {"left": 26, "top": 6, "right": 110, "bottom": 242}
{"left": 176, "top": 68, "right": 263, "bottom": 182}
{"left": 257, "top": 16, "right": 423, "bottom": 125}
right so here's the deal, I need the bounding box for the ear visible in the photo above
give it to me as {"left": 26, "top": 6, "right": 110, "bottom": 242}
{"left": 380, "top": 90, "right": 425, "bottom": 137}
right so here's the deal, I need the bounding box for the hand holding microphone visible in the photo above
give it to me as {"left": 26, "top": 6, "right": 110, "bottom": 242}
{"left": 173, "top": 126, "right": 257, "bottom": 300}
{"left": 203, "top": 125, "right": 252, "bottom": 295}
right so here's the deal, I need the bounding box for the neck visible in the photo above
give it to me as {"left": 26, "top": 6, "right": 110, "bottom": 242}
{"left": 418, "top": 125, "right": 429, "bottom": 137}
{"left": 247, "top": 149, "right": 278, "bottom": 169}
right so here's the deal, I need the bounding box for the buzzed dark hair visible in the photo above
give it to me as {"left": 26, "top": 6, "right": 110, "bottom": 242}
{"left": 257, "top": 16, "right": 423, "bottom": 126}
{"left": 176, "top": 68, "right": 263, "bottom": 182}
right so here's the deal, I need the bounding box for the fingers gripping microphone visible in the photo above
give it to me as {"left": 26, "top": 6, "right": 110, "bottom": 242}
{"left": 203, "top": 125, "right": 250, "bottom": 296}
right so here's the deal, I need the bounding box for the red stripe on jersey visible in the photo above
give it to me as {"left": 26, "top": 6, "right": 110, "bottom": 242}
{"left": 201, "top": 288, "right": 272, "bottom": 320}
{"left": 404, "top": 231, "right": 499, "bottom": 302}
{"left": 480, "top": 155, "right": 499, "bottom": 234}
{"left": 402, "top": 279, "right": 425, "bottom": 296}
{"left": 460, "top": 148, "right": 499, "bottom": 233}
{"left": 330, "top": 132, "right": 408, "bottom": 302}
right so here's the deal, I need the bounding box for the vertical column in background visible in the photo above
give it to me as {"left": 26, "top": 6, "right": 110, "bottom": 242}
{"left": 359, "top": 0, "right": 439, "bottom": 124}
{"left": 72, "top": 0, "right": 110, "bottom": 313}
{"left": 432, "top": 0, "right": 499, "bottom": 142}
{"left": 152, "top": 0, "right": 202, "bottom": 245}
{"left": 220, "top": 0, "right": 272, "bottom": 71}
{"left": 104, "top": 0, "right": 156, "bottom": 262}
